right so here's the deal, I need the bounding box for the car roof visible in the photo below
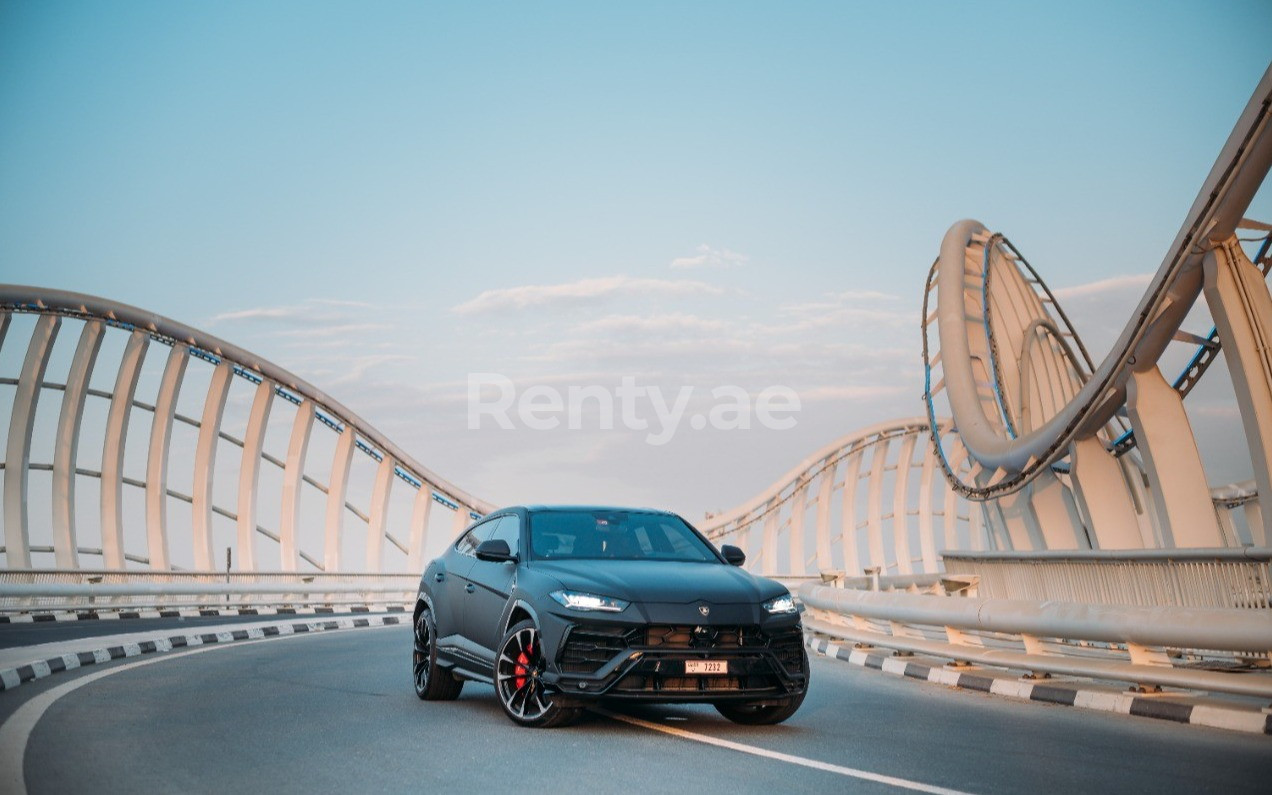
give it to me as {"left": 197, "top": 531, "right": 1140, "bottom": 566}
{"left": 504, "top": 504, "right": 674, "bottom": 515}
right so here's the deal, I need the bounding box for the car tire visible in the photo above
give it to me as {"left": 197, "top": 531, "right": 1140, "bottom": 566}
{"left": 714, "top": 648, "right": 809, "bottom": 725}
{"left": 495, "top": 619, "right": 580, "bottom": 728}
{"left": 413, "top": 608, "right": 463, "bottom": 701}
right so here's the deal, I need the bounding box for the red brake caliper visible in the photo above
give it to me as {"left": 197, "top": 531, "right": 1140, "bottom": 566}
{"left": 515, "top": 646, "right": 529, "bottom": 691}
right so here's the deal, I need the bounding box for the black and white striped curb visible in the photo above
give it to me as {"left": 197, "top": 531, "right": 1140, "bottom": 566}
{"left": 0, "top": 604, "right": 407, "bottom": 624}
{"left": 0, "top": 614, "right": 404, "bottom": 693}
{"left": 807, "top": 635, "right": 1272, "bottom": 736}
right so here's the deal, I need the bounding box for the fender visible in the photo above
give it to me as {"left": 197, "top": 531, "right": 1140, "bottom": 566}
{"left": 413, "top": 591, "right": 436, "bottom": 624}
{"left": 498, "top": 597, "right": 540, "bottom": 637}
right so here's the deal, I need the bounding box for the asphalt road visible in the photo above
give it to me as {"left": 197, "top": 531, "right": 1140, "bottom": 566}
{"left": 2, "top": 625, "right": 1269, "bottom": 794}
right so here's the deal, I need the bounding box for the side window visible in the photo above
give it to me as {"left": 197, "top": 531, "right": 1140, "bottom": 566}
{"left": 486, "top": 514, "right": 521, "bottom": 555}
{"left": 455, "top": 518, "right": 493, "bottom": 557}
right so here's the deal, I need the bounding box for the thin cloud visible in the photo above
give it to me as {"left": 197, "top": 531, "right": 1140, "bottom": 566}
{"left": 327, "top": 354, "right": 415, "bottom": 386}
{"left": 451, "top": 275, "right": 723, "bottom": 315}
{"left": 210, "top": 306, "right": 306, "bottom": 323}
{"left": 833, "top": 289, "right": 898, "bottom": 302}
{"left": 275, "top": 323, "right": 392, "bottom": 338}
{"left": 779, "top": 289, "right": 901, "bottom": 316}
{"left": 575, "top": 313, "right": 729, "bottom": 336}
{"left": 208, "top": 298, "right": 377, "bottom": 326}
{"left": 761, "top": 306, "right": 911, "bottom": 334}
{"left": 1052, "top": 273, "right": 1152, "bottom": 300}
{"left": 307, "top": 298, "right": 374, "bottom": 308}
{"left": 670, "top": 244, "right": 748, "bottom": 270}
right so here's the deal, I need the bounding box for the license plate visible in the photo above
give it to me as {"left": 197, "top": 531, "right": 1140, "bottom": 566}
{"left": 685, "top": 660, "right": 728, "bottom": 675}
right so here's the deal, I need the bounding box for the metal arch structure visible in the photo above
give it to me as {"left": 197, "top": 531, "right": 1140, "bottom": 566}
{"left": 923, "top": 63, "right": 1272, "bottom": 551}
{"left": 0, "top": 286, "right": 494, "bottom": 575}
{"left": 699, "top": 418, "right": 978, "bottom": 578}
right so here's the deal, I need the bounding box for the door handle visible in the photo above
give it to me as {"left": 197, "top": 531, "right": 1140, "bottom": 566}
{"left": 465, "top": 583, "right": 475, "bottom": 594}
{"left": 435, "top": 573, "right": 445, "bottom": 582}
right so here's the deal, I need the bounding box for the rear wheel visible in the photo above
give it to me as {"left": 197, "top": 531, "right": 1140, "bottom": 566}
{"left": 413, "top": 608, "right": 463, "bottom": 700}
{"left": 495, "top": 620, "right": 580, "bottom": 728}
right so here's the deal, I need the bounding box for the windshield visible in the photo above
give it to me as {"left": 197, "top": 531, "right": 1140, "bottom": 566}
{"left": 528, "top": 510, "right": 719, "bottom": 563}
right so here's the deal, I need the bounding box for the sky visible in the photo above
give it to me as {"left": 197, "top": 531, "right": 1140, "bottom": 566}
{"left": 2, "top": 0, "right": 1270, "bottom": 533}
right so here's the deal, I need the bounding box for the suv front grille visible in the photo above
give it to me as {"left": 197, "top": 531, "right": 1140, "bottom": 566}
{"left": 765, "top": 626, "right": 806, "bottom": 674}
{"left": 560, "top": 626, "right": 638, "bottom": 673}
{"left": 643, "top": 625, "right": 764, "bottom": 649}
{"left": 558, "top": 622, "right": 805, "bottom": 676}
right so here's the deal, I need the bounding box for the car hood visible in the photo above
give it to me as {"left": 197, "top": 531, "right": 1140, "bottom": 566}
{"left": 530, "top": 559, "right": 786, "bottom": 605}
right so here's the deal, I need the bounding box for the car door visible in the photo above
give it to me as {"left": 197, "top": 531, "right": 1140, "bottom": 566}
{"left": 461, "top": 513, "right": 523, "bottom": 658}
{"left": 431, "top": 519, "right": 487, "bottom": 641}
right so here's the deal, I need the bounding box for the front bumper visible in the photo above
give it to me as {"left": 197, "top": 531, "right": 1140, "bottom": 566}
{"left": 541, "top": 616, "right": 808, "bottom": 704}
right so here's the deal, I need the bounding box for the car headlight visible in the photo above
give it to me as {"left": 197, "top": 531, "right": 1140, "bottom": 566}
{"left": 550, "top": 590, "right": 629, "bottom": 612}
{"left": 762, "top": 594, "right": 797, "bottom": 614}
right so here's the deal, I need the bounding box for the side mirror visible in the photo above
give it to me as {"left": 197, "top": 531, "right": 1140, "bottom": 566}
{"left": 721, "top": 544, "right": 746, "bottom": 567}
{"left": 476, "top": 538, "right": 517, "bottom": 563}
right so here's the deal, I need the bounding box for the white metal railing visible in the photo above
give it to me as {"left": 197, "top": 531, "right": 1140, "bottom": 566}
{"left": 941, "top": 548, "right": 1272, "bottom": 609}
{"left": 800, "top": 581, "right": 1272, "bottom": 699}
{"left": 0, "top": 570, "right": 418, "bottom": 614}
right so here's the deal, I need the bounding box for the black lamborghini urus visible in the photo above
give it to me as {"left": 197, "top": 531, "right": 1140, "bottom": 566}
{"left": 412, "top": 506, "right": 809, "bottom": 728}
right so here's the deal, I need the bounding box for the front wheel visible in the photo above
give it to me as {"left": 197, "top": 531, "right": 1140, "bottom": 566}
{"left": 714, "top": 692, "right": 806, "bottom": 725}
{"left": 413, "top": 608, "right": 463, "bottom": 700}
{"left": 714, "top": 648, "right": 809, "bottom": 725}
{"left": 495, "top": 620, "right": 580, "bottom": 728}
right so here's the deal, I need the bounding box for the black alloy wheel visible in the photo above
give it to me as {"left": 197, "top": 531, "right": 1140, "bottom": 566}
{"left": 495, "top": 620, "right": 580, "bottom": 728}
{"left": 713, "top": 647, "right": 809, "bottom": 724}
{"left": 413, "top": 608, "right": 463, "bottom": 700}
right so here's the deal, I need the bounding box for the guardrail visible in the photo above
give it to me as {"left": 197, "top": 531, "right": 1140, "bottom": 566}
{"left": 799, "top": 581, "right": 1272, "bottom": 699}
{"left": 0, "top": 570, "right": 418, "bottom": 614}
{"left": 941, "top": 548, "right": 1272, "bottom": 608}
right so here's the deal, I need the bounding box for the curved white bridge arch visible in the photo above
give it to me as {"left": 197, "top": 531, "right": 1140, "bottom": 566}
{"left": 1, "top": 66, "right": 1268, "bottom": 592}
{"left": 0, "top": 287, "right": 492, "bottom": 574}
{"left": 921, "top": 64, "right": 1272, "bottom": 552}
{"left": 699, "top": 418, "right": 978, "bottom": 578}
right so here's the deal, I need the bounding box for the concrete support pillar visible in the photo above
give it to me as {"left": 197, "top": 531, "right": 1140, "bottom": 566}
{"left": 891, "top": 433, "right": 916, "bottom": 574}
{"left": 101, "top": 330, "right": 149, "bottom": 569}
{"left": 787, "top": 480, "right": 807, "bottom": 576}
{"left": 814, "top": 463, "right": 834, "bottom": 573}
{"left": 761, "top": 498, "right": 779, "bottom": 576}
{"left": 324, "top": 426, "right": 356, "bottom": 572}
{"left": 866, "top": 440, "right": 889, "bottom": 570}
{"left": 236, "top": 379, "right": 274, "bottom": 571}
{"left": 145, "top": 344, "right": 188, "bottom": 570}
{"left": 279, "top": 400, "right": 315, "bottom": 571}
{"left": 1126, "top": 367, "right": 1222, "bottom": 547}
{"left": 1204, "top": 238, "right": 1272, "bottom": 546}
{"left": 52, "top": 320, "right": 103, "bottom": 568}
{"left": 1244, "top": 501, "right": 1264, "bottom": 545}
{"left": 366, "top": 454, "right": 394, "bottom": 572}
{"left": 4, "top": 315, "right": 60, "bottom": 568}
{"left": 970, "top": 502, "right": 988, "bottom": 551}
{"left": 917, "top": 442, "right": 939, "bottom": 572}
{"left": 1068, "top": 437, "right": 1143, "bottom": 549}
{"left": 839, "top": 450, "right": 862, "bottom": 575}
{"left": 944, "top": 445, "right": 970, "bottom": 551}
{"left": 192, "top": 362, "right": 232, "bottom": 570}
{"left": 1028, "top": 469, "right": 1087, "bottom": 549}
{"left": 450, "top": 504, "right": 470, "bottom": 540}
{"left": 976, "top": 458, "right": 1035, "bottom": 550}
{"left": 407, "top": 485, "right": 434, "bottom": 573}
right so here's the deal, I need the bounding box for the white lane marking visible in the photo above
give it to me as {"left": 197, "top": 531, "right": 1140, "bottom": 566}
{"left": 595, "top": 708, "right": 973, "bottom": 795}
{"left": 0, "top": 624, "right": 397, "bottom": 795}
